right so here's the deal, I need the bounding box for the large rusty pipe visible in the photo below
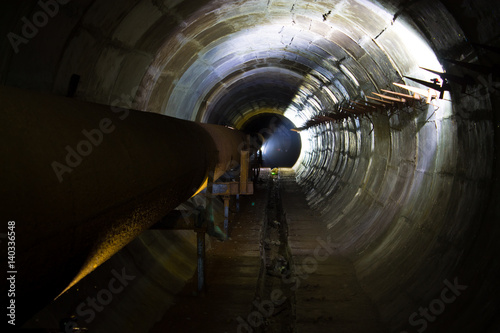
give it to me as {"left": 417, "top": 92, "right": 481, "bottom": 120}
{"left": 0, "top": 86, "right": 246, "bottom": 324}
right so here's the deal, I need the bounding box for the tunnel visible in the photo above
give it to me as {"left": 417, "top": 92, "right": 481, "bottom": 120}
{"left": 241, "top": 114, "right": 301, "bottom": 167}
{"left": 1, "top": 0, "right": 499, "bottom": 332}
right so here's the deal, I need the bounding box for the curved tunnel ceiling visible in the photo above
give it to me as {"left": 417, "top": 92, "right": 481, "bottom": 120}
{"left": 138, "top": 0, "right": 445, "bottom": 125}
{"left": 1, "top": 0, "right": 500, "bottom": 331}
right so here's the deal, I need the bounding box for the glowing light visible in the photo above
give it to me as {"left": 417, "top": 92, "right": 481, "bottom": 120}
{"left": 340, "top": 64, "right": 360, "bottom": 87}
{"left": 322, "top": 86, "right": 339, "bottom": 104}
{"left": 392, "top": 20, "right": 443, "bottom": 73}
{"left": 261, "top": 141, "right": 269, "bottom": 155}
{"left": 191, "top": 176, "right": 208, "bottom": 197}
{"left": 284, "top": 109, "right": 306, "bottom": 128}
{"left": 291, "top": 129, "right": 313, "bottom": 170}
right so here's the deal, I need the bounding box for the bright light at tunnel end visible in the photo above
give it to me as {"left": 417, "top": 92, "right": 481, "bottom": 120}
{"left": 283, "top": 108, "right": 313, "bottom": 170}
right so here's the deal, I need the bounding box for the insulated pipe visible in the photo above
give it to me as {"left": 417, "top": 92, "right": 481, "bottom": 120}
{"left": 0, "top": 86, "right": 247, "bottom": 324}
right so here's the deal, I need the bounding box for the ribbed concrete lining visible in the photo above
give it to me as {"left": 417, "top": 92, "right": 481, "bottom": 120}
{"left": 1, "top": 0, "right": 499, "bottom": 331}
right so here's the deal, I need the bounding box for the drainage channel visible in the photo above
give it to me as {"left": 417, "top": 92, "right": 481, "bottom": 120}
{"left": 251, "top": 169, "right": 297, "bottom": 333}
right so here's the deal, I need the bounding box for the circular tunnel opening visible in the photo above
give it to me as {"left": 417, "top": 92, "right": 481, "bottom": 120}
{"left": 2, "top": 0, "right": 499, "bottom": 332}
{"left": 241, "top": 113, "right": 302, "bottom": 168}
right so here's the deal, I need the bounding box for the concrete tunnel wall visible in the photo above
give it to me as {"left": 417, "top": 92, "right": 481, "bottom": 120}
{"left": 0, "top": 0, "right": 499, "bottom": 332}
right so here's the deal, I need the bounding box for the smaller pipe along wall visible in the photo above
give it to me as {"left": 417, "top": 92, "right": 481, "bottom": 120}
{"left": 0, "top": 86, "right": 247, "bottom": 324}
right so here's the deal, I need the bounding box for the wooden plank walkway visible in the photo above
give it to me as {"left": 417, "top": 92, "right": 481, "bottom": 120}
{"left": 149, "top": 172, "right": 268, "bottom": 333}
{"left": 150, "top": 168, "right": 383, "bottom": 332}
